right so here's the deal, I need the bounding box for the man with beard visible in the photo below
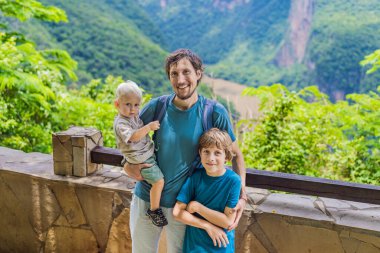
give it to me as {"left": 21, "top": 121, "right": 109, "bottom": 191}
{"left": 124, "top": 48, "right": 247, "bottom": 253}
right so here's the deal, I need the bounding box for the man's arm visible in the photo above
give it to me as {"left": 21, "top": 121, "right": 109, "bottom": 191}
{"left": 229, "top": 141, "right": 247, "bottom": 230}
{"left": 123, "top": 163, "right": 149, "bottom": 181}
{"left": 232, "top": 141, "right": 246, "bottom": 192}
{"left": 173, "top": 201, "right": 229, "bottom": 248}
{"left": 186, "top": 201, "right": 237, "bottom": 229}
{"left": 128, "top": 121, "right": 159, "bottom": 142}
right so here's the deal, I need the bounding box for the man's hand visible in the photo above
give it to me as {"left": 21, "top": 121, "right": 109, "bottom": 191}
{"left": 227, "top": 198, "right": 246, "bottom": 231}
{"left": 123, "top": 162, "right": 152, "bottom": 181}
{"left": 148, "top": 120, "right": 160, "bottom": 131}
{"left": 186, "top": 201, "right": 200, "bottom": 214}
{"left": 204, "top": 223, "right": 229, "bottom": 248}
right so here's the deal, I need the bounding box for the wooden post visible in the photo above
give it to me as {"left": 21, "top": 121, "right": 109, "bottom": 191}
{"left": 245, "top": 169, "right": 380, "bottom": 205}
{"left": 52, "top": 126, "right": 103, "bottom": 176}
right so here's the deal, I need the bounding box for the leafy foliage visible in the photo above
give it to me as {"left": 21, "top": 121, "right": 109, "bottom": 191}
{"left": 0, "top": 0, "right": 67, "bottom": 22}
{"left": 0, "top": 28, "right": 148, "bottom": 152}
{"left": 53, "top": 75, "right": 151, "bottom": 149}
{"left": 361, "top": 49, "right": 380, "bottom": 74}
{"left": 239, "top": 84, "right": 380, "bottom": 184}
{"left": 0, "top": 1, "right": 78, "bottom": 152}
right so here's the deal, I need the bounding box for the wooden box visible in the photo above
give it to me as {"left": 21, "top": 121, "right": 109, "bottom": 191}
{"left": 52, "top": 126, "right": 103, "bottom": 176}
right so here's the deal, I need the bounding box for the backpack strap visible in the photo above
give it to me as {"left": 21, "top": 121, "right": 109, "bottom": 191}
{"left": 152, "top": 94, "right": 174, "bottom": 151}
{"left": 153, "top": 94, "right": 171, "bottom": 123}
{"left": 188, "top": 97, "right": 217, "bottom": 175}
{"left": 202, "top": 98, "right": 217, "bottom": 131}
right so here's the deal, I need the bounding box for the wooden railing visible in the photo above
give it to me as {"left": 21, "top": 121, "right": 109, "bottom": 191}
{"left": 91, "top": 146, "right": 380, "bottom": 205}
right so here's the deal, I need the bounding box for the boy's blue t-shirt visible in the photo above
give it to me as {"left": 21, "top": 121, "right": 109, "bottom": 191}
{"left": 136, "top": 95, "right": 236, "bottom": 208}
{"left": 177, "top": 169, "right": 241, "bottom": 253}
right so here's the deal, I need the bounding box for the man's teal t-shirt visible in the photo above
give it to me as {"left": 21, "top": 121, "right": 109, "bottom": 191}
{"left": 177, "top": 169, "right": 241, "bottom": 253}
{"left": 136, "top": 95, "right": 236, "bottom": 208}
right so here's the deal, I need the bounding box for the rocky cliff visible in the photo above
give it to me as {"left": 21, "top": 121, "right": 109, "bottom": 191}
{"left": 275, "top": 0, "right": 314, "bottom": 67}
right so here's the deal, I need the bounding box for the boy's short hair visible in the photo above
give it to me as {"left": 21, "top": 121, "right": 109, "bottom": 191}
{"left": 115, "top": 80, "right": 142, "bottom": 100}
{"left": 165, "top": 48, "right": 204, "bottom": 84}
{"left": 198, "top": 128, "right": 235, "bottom": 161}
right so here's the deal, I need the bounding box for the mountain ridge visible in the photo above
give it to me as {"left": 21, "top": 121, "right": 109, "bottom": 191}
{"left": 139, "top": 0, "right": 380, "bottom": 100}
{"left": 8, "top": 0, "right": 380, "bottom": 100}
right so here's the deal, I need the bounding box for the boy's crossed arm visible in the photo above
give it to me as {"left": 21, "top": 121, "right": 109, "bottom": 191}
{"left": 173, "top": 201, "right": 230, "bottom": 248}
{"left": 186, "top": 201, "right": 237, "bottom": 229}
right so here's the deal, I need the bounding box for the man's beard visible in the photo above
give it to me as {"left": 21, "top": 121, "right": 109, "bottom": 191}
{"left": 175, "top": 84, "right": 198, "bottom": 100}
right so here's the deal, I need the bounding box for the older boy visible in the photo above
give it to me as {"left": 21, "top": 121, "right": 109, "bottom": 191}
{"left": 173, "top": 128, "right": 241, "bottom": 252}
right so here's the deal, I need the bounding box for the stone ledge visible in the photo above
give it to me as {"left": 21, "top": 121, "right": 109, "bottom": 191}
{"left": 1, "top": 146, "right": 379, "bottom": 232}
{"left": 0, "top": 147, "right": 135, "bottom": 191}
{"left": 1, "top": 146, "right": 380, "bottom": 253}
{"left": 245, "top": 187, "right": 380, "bottom": 233}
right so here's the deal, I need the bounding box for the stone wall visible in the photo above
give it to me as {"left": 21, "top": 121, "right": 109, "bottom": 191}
{"left": 0, "top": 147, "right": 133, "bottom": 253}
{"left": 240, "top": 188, "right": 380, "bottom": 253}
{"left": 1, "top": 146, "right": 380, "bottom": 253}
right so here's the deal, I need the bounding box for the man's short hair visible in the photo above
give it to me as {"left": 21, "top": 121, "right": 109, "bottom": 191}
{"left": 199, "top": 128, "right": 235, "bottom": 161}
{"left": 115, "top": 80, "right": 142, "bottom": 100}
{"left": 165, "top": 48, "right": 204, "bottom": 84}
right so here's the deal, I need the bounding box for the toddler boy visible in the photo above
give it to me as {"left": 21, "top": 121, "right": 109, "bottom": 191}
{"left": 114, "top": 81, "right": 167, "bottom": 227}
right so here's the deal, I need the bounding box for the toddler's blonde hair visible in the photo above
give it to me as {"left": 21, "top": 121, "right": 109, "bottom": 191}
{"left": 115, "top": 80, "right": 142, "bottom": 100}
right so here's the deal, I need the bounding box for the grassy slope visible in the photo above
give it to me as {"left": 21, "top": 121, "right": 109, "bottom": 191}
{"left": 18, "top": 0, "right": 171, "bottom": 94}
{"left": 211, "top": 0, "right": 380, "bottom": 96}
{"left": 308, "top": 0, "right": 380, "bottom": 96}
{"left": 139, "top": 0, "right": 380, "bottom": 98}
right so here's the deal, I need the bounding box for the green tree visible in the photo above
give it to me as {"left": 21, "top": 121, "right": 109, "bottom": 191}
{"left": 0, "top": 0, "right": 157, "bottom": 153}
{"left": 239, "top": 84, "right": 380, "bottom": 184}
{"left": 54, "top": 75, "right": 152, "bottom": 148}
{"left": 0, "top": 0, "right": 77, "bottom": 152}
{"left": 361, "top": 49, "right": 380, "bottom": 74}
{"left": 0, "top": 0, "right": 67, "bottom": 22}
